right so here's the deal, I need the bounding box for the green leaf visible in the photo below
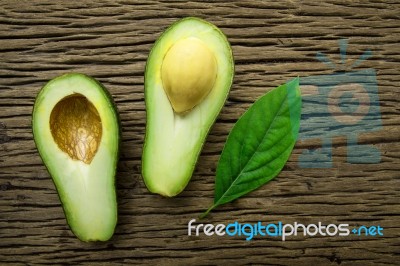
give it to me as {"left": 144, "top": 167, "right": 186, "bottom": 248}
{"left": 201, "top": 77, "right": 301, "bottom": 218}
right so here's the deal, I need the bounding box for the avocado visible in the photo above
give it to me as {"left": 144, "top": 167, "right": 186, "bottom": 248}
{"left": 142, "top": 17, "right": 234, "bottom": 197}
{"left": 32, "top": 73, "right": 119, "bottom": 242}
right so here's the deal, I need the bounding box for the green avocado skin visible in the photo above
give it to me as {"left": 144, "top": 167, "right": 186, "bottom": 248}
{"left": 142, "top": 17, "right": 235, "bottom": 197}
{"left": 32, "top": 73, "right": 120, "bottom": 242}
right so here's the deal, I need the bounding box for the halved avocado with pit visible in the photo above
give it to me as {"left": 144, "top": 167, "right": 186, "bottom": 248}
{"left": 142, "top": 17, "right": 234, "bottom": 197}
{"left": 32, "top": 73, "right": 119, "bottom": 242}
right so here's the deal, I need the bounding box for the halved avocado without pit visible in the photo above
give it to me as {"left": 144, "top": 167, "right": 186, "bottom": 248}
{"left": 32, "top": 73, "right": 119, "bottom": 242}
{"left": 142, "top": 17, "right": 234, "bottom": 197}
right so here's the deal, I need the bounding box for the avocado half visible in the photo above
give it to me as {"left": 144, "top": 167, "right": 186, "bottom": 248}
{"left": 32, "top": 73, "right": 119, "bottom": 242}
{"left": 142, "top": 17, "right": 234, "bottom": 197}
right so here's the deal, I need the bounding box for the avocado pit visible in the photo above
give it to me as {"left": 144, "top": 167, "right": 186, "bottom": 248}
{"left": 161, "top": 37, "right": 217, "bottom": 113}
{"left": 50, "top": 94, "right": 102, "bottom": 164}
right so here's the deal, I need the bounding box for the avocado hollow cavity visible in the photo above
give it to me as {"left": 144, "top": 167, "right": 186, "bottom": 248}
{"left": 50, "top": 94, "right": 102, "bottom": 164}
{"left": 161, "top": 37, "right": 217, "bottom": 113}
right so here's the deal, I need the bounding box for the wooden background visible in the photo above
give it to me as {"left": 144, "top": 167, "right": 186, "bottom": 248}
{"left": 1, "top": 1, "right": 399, "bottom": 265}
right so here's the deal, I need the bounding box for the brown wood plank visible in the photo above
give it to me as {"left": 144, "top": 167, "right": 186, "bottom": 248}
{"left": 1, "top": 0, "right": 399, "bottom": 265}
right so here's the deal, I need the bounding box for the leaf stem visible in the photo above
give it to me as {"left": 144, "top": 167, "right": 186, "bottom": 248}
{"left": 199, "top": 204, "right": 217, "bottom": 219}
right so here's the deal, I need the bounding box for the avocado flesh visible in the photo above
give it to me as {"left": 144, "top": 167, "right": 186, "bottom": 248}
{"left": 32, "top": 73, "right": 119, "bottom": 242}
{"left": 142, "top": 18, "right": 234, "bottom": 197}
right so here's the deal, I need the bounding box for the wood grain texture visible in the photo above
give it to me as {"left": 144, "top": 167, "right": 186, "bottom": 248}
{"left": 1, "top": 0, "right": 399, "bottom": 265}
